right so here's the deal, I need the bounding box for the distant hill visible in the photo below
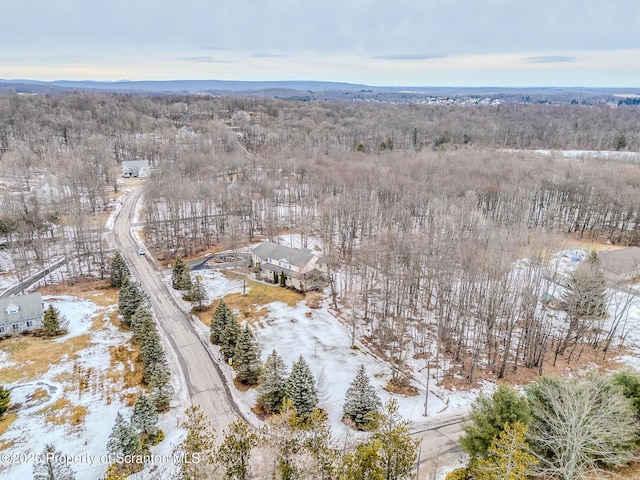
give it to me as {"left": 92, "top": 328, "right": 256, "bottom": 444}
{"left": 0, "top": 79, "right": 638, "bottom": 105}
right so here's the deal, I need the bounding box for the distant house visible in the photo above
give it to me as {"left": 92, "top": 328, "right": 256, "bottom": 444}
{"left": 0, "top": 292, "right": 44, "bottom": 337}
{"left": 598, "top": 247, "right": 640, "bottom": 282}
{"left": 122, "top": 160, "right": 151, "bottom": 178}
{"left": 251, "top": 241, "right": 327, "bottom": 291}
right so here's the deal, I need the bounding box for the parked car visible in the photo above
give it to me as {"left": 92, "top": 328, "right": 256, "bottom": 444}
{"left": 138, "top": 247, "right": 146, "bottom": 255}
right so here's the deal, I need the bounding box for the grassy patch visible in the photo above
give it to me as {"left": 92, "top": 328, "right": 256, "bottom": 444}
{"left": 0, "top": 438, "right": 17, "bottom": 452}
{"left": 106, "top": 344, "right": 143, "bottom": 391}
{"left": 216, "top": 274, "right": 304, "bottom": 329}
{"left": 28, "top": 387, "right": 51, "bottom": 403}
{"left": 384, "top": 380, "right": 419, "bottom": 397}
{"left": 0, "top": 413, "right": 18, "bottom": 439}
{"left": 0, "top": 334, "right": 92, "bottom": 383}
{"left": 37, "top": 397, "right": 88, "bottom": 431}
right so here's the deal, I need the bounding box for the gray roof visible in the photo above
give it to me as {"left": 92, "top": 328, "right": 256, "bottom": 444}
{"left": 252, "top": 241, "right": 318, "bottom": 269}
{"left": 598, "top": 247, "right": 640, "bottom": 276}
{"left": 0, "top": 292, "right": 43, "bottom": 325}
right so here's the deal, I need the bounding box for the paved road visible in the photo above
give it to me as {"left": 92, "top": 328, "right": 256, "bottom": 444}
{"left": 113, "top": 186, "right": 242, "bottom": 431}
{"left": 412, "top": 416, "right": 466, "bottom": 478}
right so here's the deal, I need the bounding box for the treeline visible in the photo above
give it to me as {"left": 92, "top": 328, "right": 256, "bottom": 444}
{"left": 2, "top": 93, "right": 640, "bottom": 384}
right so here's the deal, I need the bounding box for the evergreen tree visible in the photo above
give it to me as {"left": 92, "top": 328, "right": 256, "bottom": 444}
{"left": 338, "top": 439, "right": 384, "bottom": 480}
{"left": 107, "top": 412, "right": 142, "bottom": 471}
{"left": 369, "top": 398, "right": 419, "bottom": 480}
{"left": 148, "top": 362, "right": 174, "bottom": 412}
{"left": 0, "top": 385, "right": 9, "bottom": 418}
{"left": 118, "top": 276, "right": 147, "bottom": 327}
{"left": 285, "top": 355, "right": 318, "bottom": 418}
{"left": 131, "top": 393, "right": 159, "bottom": 436}
{"left": 460, "top": 384, "right": 532, "bottom": 463}
{"left": 280, "top": 272, "right": 286, "bottom": 287}
{"left": 613, "top": 369, "right": 640, "bottom": 418}
{"left": 343, "top": 365, "right": 381, "bottom": 428}
{"left": 257, "top": 350, "right": 289, "bottom": 415}
{"left": 171, "top": 256, "right": 192, "bottom": 290}
{"left": 304, "top": 409, "right": 338, "bottom": 480}
{"left": 233, "top": 326, "right": 262, "bottom": 385}
{"left": 474, "top": 422, "right": 537, "bottom": 480}
{"left": 217, "top": 420, "right": 259, "bottom": 480}
{"left": 33, "top": 443, "right": 77, "bottom": 480}
{"left": 189, "top": 276, "right": 208, "bottom": 310}
{"left": 110, "top": 251, "right": 130, "bottom": 289}
{"left": 273, "top": 271, "right": 278, "bottom": 284}
{"left": 562, "top": 262, "right": 607, "bottom": 319}
{"left": 42, "top": 305, "right": 68, "bottom": 337}
{"left": 174, "top": 405, "right": 217, "bottom": 479}
{"left": 130, "top": 305, "right": 154, "bottom": 345}
{"left": 140, "top": 329, "right": 167, "bottom": 383}
{"left": 266, "top": 399, "right": 304, "bottom": 480}
{"left": 210, "top": 300, "right": 233, "bottom": 344}
{"left": 220, "top": 312, "right": 241, "bottom": 362}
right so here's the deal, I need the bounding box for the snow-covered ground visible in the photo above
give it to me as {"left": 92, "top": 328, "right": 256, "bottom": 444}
{"left": 0, "top": 295, "right": 187, "bottom": 480}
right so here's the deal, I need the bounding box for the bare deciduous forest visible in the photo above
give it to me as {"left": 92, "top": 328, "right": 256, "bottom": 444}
{"left": 1, "top": 92, "right": 639, "bottom": 385}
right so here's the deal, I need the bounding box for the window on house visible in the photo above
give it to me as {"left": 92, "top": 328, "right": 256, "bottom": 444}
{"left": 25, "top": 321, "right": 33, "bottom": 328}
{"left": 12, "top": 323, "right": 20, "bottom": 332}
{"left": 0, "top": 325, "right": 5, "bottom": 334}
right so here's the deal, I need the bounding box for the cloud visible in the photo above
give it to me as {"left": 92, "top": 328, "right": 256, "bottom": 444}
{"left": 252, "top": 53, "right": 286, "bottom": 58}
{"left": 372, "top": 54, "right": 447, "bottom": 61}
{"left": 179, "top": 56, "right": 233, "bottom": 64}
{"left": 527, "top": 56, "right": 575, "bottom": 63}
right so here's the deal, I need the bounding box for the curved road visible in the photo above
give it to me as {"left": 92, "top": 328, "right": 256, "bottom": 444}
{"left": 113, "top": 186, "right": 241, "bottom": 431}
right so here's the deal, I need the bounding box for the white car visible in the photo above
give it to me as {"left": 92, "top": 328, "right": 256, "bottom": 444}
{"left": 138, "top": 247, "right": 146, "bottom": 255}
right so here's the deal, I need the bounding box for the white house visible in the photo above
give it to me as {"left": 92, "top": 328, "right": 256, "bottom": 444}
{"left": 122, "top": 160, "right": 151, "bottom": 178}
{"left": 251, "top": 241, "right": 327, "bottom": 291}
{"left": 0, "top": 292, "right": 44, "bottom": 337}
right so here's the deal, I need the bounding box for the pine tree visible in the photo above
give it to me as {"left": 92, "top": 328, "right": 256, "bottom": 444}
{"left": 110, "top": 251, "right": 130, "bottom": 289}
{"left": 189, "top": 276, "right": 208, "bottom": 310}
{"left": 33, "top": 444, "right": 77, "bottom": 480}
{"left": 220, "top": 312, "right": 241, "bottom": 362}
{"left": 233, "top": 326, "right": 262, "bottom": 385}
{"left": 474, "top": 422, "right": 537, "bottom": 480}
{"left": 369, "top": 398, "right": 419, "bottom": 480}
{"left": 0, "top": 385, "right": 9, "bottom": 418}
{"left": 210, "top": 300, "right": 233, "bottom": 344}
{"left": 461, "top": 384, "right": 532, "bottom": 463}
{"left": 140, "top": 329, "right": 167, "bottom": 383}
{"left": 217, "top": 420, "right": 259, "bottom": 480}
{"left": 273, "top": 271, "right": 278, "bottom": 284}
{"left": 280, "top": 272, "right": 287, "bottom": 287}
{"left": 562, "top": 262, "right": 607, "bottom": 319}
{"left": 174, "top": 405, "right": 218, "bottom": 479}
{"left": 41, "top": 305, "right": 68, "bottom": 337}
{"left": 130, "top": 305, "right": 154, "bottom": 344}
{"left": 107, "top": 412, "right": 142, "bottom": 468}
{"left": 339, "top": 439, "right": 384, "bottom": 480}
{"left": 304, "top": 409, "right": 339, "bottom": 479}
{"left": 148, "top": 362, "right": 174, "bottom": 412}
{"left": 266, "top": 398, "right": 304, "bottom": 480}
{"left": 171, "top": 256, "right": 192, "bottom": 290}
{"left": 343, "top": 365, "right": 381, "bottom": 428}
{"left": 257, "top": 350, "right": 289, "bottom": 415}
{"left": 285, "top": 355, "right": 318, "bottom": 418}
{"left": 118, "top": 276, "right": 147, "bottom": 327}
{"left": 131, "top": 393, "right": 159, "bottom": 436}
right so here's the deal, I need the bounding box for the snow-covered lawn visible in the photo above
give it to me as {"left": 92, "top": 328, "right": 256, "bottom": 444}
{"left": 196, "top": 270, "right": 465, "bottom": 438}
{"left": 0, "top": 295, "right": 185, "bottom": 480}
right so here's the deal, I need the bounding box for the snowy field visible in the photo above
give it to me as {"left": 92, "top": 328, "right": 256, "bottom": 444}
{"left": 0, "top": 296, "right": 187, "bottom": 480}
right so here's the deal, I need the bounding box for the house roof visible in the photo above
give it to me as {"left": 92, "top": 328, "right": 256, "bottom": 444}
{"left": 252, "top": 241, "right": 318, "bottom": 268}
{"left": 0, "top": 292, "right": 43, "bottom": 325}
{"left": 598, "top": 247, "right": 640, "bottom": 276}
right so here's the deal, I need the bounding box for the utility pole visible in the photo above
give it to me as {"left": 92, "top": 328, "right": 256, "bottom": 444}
{"left": 424, "top": 360, "right": 430, "bottom": 416}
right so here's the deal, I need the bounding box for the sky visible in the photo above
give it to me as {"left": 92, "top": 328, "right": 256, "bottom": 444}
{"left": 2, "top": 0, "right": 640, "bottom": 87}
